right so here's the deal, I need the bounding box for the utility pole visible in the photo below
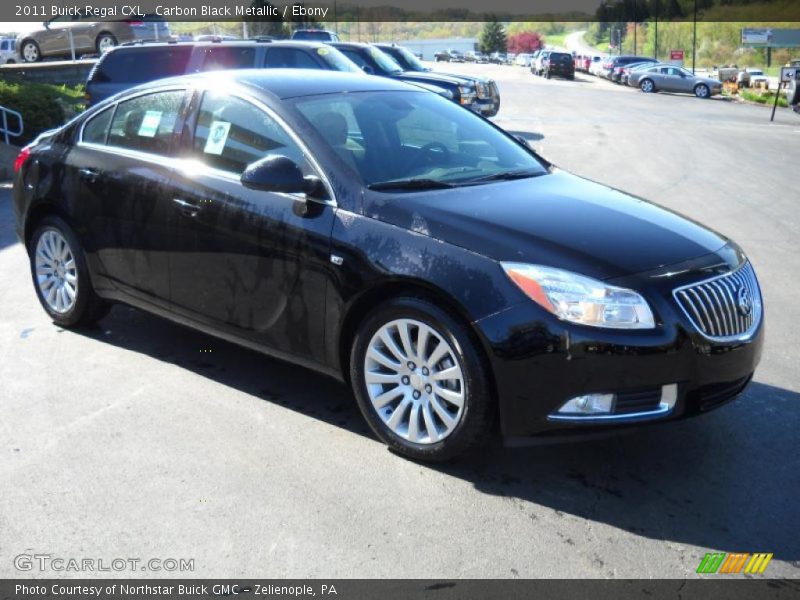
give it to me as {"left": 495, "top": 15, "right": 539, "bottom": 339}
{"left": 654, "top": 0, "right": 659, "bottom": 60}
{"left": 692, "top": 0, "right": 697, "bottom": 73}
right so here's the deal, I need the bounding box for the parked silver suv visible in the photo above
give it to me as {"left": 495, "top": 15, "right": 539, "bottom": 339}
{"left": 16, "top": 15, "right": 169, "bottom": 62}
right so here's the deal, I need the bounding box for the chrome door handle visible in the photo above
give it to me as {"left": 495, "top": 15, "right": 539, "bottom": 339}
{"left": 173, "top": 197, "right": 201, "bottom": 217}
{"left": 78, "top": 167, "right": 99, "bottom": 181}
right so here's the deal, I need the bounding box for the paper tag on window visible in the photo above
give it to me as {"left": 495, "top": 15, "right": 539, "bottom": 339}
{"left": 204, "top": 121, "right": 231, "bottom": 155}
{"left": 138, "top": 111, "right": 162, "bottom": 138}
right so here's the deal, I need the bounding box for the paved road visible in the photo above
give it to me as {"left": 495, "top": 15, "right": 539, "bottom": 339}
{"left": 1, "top": 64, "right": 799, "bottom": 579}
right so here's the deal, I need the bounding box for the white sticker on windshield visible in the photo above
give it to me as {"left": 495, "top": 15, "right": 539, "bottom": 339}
{"left": 204, "top": 120, "right": 231, "bottom": 155}
{"left": 137, "top": 111, "right": 162, "bottom": 138}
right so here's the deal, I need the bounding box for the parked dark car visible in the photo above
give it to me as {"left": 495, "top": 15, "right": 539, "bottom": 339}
{"left": 434, "top": 49, "right": 464, "bottom": 63}
{"left": 375, "top": 43, "right": 500, "bottom": 117}
{"left": 13, "top": 70, "right": 763, "bottom": 461}
{"left": 16, "top": 14, "right": 169, "bottom": 62}
{"left": 85, "top": 40, "right": 360, "bottom": 106}
{"left": 291, "top": 29, "right": 340, "bottom": 42}
{"left": 330, "top": 42, "right": 488, "bottom": 115}
{"left": 537, "top": 51, "right": 575, "bottom": 80}
{"left": 605, "top": 56, "right": 658, "bottom": 82}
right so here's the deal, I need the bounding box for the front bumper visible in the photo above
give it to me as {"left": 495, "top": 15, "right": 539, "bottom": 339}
{"left": 474, "top": 251, "right": 764, "bottom": 439}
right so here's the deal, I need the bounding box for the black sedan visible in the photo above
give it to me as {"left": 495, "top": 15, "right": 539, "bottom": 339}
{"left": 13, "top": 71, "right": 763, "bottom": 461}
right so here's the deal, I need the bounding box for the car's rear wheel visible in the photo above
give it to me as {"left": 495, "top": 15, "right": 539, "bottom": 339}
{"left": 20, "top": 40, "right": 40, "bottom": 63}
{"left": 695, "top": 83, "right": 710, "bottom": 98}
{"left": 640, "top": 78, "right": 655, "bottom": 93}
{"left": 350, "top": 297, "right": 494, "bottom": 461}
{"left": 96, "top": 33, "right": 117, "bottom": 54}
{"left": 30, "top": 216, "right": 110, "bottom": 327}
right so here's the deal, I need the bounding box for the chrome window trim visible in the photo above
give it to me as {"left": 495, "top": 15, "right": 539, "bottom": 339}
{"left": 672, "top": 261, "right": 762, "bottom": 343}
{"left": 76, "top": 83, "right": 338, "bottom": 207}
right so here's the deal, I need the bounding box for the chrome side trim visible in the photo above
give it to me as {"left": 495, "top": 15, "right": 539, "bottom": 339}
{"left": 548, "top": 403, "right": 672, "bottom": 423}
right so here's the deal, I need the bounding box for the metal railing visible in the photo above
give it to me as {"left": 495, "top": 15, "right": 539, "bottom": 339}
{"left": 0, "top": 105, "right": 23, "bottom": 145}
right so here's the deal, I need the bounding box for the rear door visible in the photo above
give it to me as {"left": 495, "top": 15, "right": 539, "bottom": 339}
{"left": 264, "top": 46, "right": 327, "bottom": 69}
{"left": 68, "top": 88, "right": 190, "bottom": 303}
{"left": 165, "top": 89, "right": 336, "bottom": 361}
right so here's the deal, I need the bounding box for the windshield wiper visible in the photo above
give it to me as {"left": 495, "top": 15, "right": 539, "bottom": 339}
{"left": 461, "top": 170, "right": 546, "bottom": 185}
{"left": 367, "top": 178, "right": 457, "bottom": 191}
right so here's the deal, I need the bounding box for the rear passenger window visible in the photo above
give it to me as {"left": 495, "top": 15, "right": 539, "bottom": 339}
{"left": 264, "top": 48, "right": 320, "bottom": 69}
{"left": 82, "top": 107, "right": 113, "bottom": 144}
{"left": 107, "top": 91, "right": 185, "bottom": 156}
{"left": 91, "top": 47, "right": 192, "bottom": 84}
{"left": 192, "top": 91, "right": 307, "bottom": 175}
{"left": 199, "top": 47, "right": 256, "bottom": 71}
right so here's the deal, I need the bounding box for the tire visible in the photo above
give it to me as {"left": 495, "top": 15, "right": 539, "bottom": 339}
{"left": 785, "top": 79, "right": 799, "bottom": 105}
{"left": 640, "top": 78, "right": 655, "bottom": 93}
{"left": 350, "top": 296, "right": 494, "bottom": 462}
{"left": 545, "top": 71, "right": 551, "bottom": 79}
{"left": 20, "top": 40, "right": 40, "bottom": 63}
{"left": 694, "top": 83, "right": 710, "bottom": 98}
{"left": 6, "top": 59, "right": 15, "bottom": 64}
{"left": 29, "top": 216, "right": 110, "bottom": 328}
{"left": 95, "top": 33, "right": 118, "bottom": 54}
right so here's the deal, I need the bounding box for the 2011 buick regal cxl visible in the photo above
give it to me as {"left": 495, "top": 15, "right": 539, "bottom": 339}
{"left": 13, "top": 70, "right": 763, "bottom": 461}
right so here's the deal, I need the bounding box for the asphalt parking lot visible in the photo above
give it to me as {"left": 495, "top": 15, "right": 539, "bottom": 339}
{"left": 1, "top": 62, "right": 799, "bottom": 579}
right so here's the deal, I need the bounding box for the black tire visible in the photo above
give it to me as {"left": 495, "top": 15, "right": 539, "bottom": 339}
{"left": 544, "top": 71, "right": 551, "bottom": 79}
{"left": 20, "top": 40, "right": 40, "bottom": 63}
{"left": 29, "top": 215, "right": 110, "bottom": 328}
{"left": 785, "top": 79, "right": 799, "bottom": 105}
{"left": 95, "top": 33, "right": 118, "bottom": 54}
{"left": 694, "top": 83, "right": 710, "bottom": 98}
{"left": 350, "top": 296, "right": 494, "bottom": 462}
{"left": 640, "top": 78, "right": 655, "bottom": 93}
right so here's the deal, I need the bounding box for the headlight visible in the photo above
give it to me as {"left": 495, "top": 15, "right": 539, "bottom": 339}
{"left": 501, "top": 263, "right": 656, "bottom": 329}
{"left": 458, "top": 84, "right": 477, "bottom": 105}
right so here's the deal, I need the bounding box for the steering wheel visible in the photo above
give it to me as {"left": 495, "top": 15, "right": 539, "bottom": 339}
{"left": 410, "top": 141, "right": 451, "bottom": 172}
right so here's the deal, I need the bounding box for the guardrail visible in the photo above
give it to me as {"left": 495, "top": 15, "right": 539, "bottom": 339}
{"left": 0, "top": 104, "right": 23, "bottom": 144}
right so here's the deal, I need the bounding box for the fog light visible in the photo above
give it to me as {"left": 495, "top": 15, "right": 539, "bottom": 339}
{"left": 557, "top": 393, "right": 615, "bottom": 416}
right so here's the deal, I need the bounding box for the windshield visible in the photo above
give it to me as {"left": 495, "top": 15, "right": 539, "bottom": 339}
{"left": 367, "top": 46, "right": 404, "bottom": 73}
{"left": 316, "top": 46, "right": 360, "bottom": 72}
{"left": 292, "top": 91, "right": 547, "bottom": 189}
{"left": 390, "top": 46, "right": 426, "bottom": 71}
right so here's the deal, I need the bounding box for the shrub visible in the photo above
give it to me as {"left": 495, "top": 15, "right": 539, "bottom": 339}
{"left": 0, "top": 81, "right": 82, "bottom": 146}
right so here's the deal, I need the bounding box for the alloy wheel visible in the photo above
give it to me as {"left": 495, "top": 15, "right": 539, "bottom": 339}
{"left": 22, "top": 42, "right": 38, "bottom": 62}
{"left": 97, "top": 35, "right": 116, "bottom": 52}
{"left": 363, "top": 318, "right": 465, "bottom": 444}
{"left": 641, "top": 79, "right": 654, "bottom": 93}
{"left": 696, "top": 84, "right": 709, "bottom": 98}
{"left": 35, "top": 229, "right": 78, "bottom": 314}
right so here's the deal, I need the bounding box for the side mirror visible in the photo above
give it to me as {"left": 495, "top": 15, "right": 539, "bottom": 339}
{"left": 240, "top": 155, "right": 321, "bottom": 196}
{"left": 362, "top": 65, "right": 374, "bottom": 75}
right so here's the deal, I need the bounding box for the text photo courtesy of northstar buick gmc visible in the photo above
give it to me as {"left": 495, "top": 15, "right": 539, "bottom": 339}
{"left": 13, "top": 70, "right": 763, "bottom": 461}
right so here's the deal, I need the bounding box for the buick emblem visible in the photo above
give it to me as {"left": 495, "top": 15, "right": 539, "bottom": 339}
{"left": 736, "top": 286, "right": 752, "bottom": 316}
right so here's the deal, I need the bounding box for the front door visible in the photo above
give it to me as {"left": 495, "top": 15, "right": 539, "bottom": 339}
{"left": 167, "top": 90, "right": 335, "bottom": 362}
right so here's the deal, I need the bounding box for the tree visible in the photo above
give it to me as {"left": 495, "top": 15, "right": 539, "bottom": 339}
{"left": 244, "top": 0, "right": 286, "bottom": 38}
{"left": 507, "top": 31, "right": 544, "bottom": 54}
{"left": 479, "top": 17, "right": 507, "bottom": 54}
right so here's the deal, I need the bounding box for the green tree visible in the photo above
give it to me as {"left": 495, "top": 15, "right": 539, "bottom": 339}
{"left": 479, "top": 17, "right": 507, "bottom": 54}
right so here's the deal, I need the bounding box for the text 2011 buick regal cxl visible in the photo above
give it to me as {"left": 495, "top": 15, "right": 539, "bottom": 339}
{"left": 13, "top": 70, "right": 763, "bottom": 461}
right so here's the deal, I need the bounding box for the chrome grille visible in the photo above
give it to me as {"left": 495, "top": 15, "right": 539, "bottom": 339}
{"left": 673, "top": 262, "right": 762, "bottom": 340}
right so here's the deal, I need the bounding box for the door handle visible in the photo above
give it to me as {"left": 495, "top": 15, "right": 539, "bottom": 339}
{"left": 173, "top": 197, "right": 201, "bottom": 218}
{"left": 78, "top": 167, "right": 99, "bottom": 181}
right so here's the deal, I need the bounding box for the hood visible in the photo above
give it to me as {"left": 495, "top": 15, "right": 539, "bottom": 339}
{"left": 394, "top": 71, "right": 470, "bottom": 88}
{"left": 434, "top": 71, "right": 490, "bottom": 84}
{"left": 363, "top": 170, "right": 728, "bottom": 281}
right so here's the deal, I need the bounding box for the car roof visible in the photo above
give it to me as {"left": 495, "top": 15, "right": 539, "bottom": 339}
{"left": 114, "top": 40, "right": 329, "bottom": 50}
{"left": 134, "top": 69, "right": 417, "bottom": 99}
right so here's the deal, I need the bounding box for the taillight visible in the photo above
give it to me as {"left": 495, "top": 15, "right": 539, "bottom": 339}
{"left": 126, "top": 20, "right": 144, "bottom": 26}
{"left": 14, "top": 146, "right": 31, "bottom": 173}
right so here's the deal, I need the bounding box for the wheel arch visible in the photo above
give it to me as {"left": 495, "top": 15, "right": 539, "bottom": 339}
{"left": 24, "top": 200, "right": 72, "bottom": 252}
{"left": 337, "top": 278, "right": 497, "bottom": 397}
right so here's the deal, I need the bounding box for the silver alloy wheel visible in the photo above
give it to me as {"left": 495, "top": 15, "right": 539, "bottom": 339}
{"left": 364, "top": 318, "right": 465, "bottom": 444}
{"left": 696, "top": 84, "right": 709, "bottom": 98}
{"left": 97, "top": 35, "right": 116, "bottom": 52}
{"left": 641, "top": 79, "right": 654, "bottom": 93}
{"left": 35, "top": 229, "right": 78, "bottom": 314}
{"left": 22, "top": 42, "right": 38, "bottom": 62}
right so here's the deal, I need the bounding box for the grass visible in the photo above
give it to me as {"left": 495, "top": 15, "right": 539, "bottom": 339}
{"left": 739, "top": 88, "right": 790, "bottom": 108}
{"left": 543, "top": 33, "right": 567, "bottom": 49}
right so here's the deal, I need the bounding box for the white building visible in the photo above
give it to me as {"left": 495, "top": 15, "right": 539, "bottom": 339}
{"left": 390, "top": 37, "right": 478, "bottom": 61}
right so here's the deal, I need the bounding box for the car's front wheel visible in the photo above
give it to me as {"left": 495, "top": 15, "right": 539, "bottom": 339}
{"left": 640, "top": 78, "right": 655, "bottom": 93}
{"left": 350, "top": 297, "right": 494, "bottom": 461}
{"left": 694, "top": 83, "right": 710, "bottom": 98}
{"left": 20, "top": 40, "right": 40, "bottom": 62}
{"left": 30, "top": 216, "right": 110, "bottom": 327}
